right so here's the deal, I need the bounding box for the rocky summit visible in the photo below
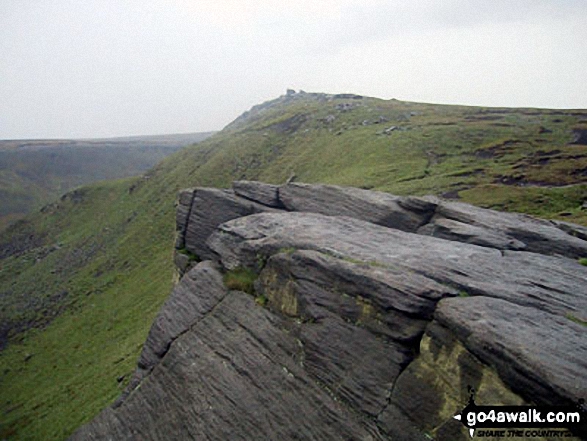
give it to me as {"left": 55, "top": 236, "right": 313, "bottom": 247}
{"left": 71, "top": 181, "right": 587, "bottom": 441}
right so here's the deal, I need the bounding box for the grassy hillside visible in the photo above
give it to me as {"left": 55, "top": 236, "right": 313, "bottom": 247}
{"left": 0, "top": 132, "right": 214, "bottom": 231}
{"left": 1, "top": 92, "right": 586, "bottom": 440}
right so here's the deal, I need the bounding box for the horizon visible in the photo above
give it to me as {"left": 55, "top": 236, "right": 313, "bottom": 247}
{"left": 0, "top": 130, "right": 216, "bottom": 142}
{"left": 2, "top": 0, "right": 586, "bottom": 139}
{"left": 3, "top": 91, "right": 586, "bottom": 142}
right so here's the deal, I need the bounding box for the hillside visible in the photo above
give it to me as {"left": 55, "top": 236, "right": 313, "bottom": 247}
{"left": 0, "top": 132, "right": 214, "bottom": 230}
{"left": 1, "top": 91, "right": 586, "bottom": 440}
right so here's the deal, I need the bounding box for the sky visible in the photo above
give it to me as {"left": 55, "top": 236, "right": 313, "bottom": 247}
{"left": 1, "top": 0, "right": 586, "bottom": 139}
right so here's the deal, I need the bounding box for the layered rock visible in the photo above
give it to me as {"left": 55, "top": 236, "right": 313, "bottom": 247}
{"left": 278, "top": 182, "right": 436, "bottom": 232}
{"left": 72, "top": 182, "right": 587, "bottom": 441}
{"left": 418, "top": 198, "right": 587, "bottom": 258}
{"left": 174, "top": 181, "right": 587, "bottom": 272}
{"left": 174, "top": 187, "right": 276, "bottom": 275}
{"left": 113, "top": 260, "right": 228, "bottom": 405}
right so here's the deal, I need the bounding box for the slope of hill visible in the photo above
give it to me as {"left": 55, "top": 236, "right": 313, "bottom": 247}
{"left": 0, "top": 92, "right": 586, "bottom": 440}
{"left": 0, "top": 132, "right": 214, "bottom": 230}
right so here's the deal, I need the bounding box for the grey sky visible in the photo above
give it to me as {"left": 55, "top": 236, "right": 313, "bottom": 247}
{"left": 1, "top": 0, "right": 586, "bottom": 139}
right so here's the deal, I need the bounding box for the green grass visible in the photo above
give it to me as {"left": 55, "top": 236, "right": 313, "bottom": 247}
{"left": 579, "top": 258, "right": 587, "bottom": 266}
{"left": 255, "top": 294, "right": 268, "bottom": 306}
{"left": 1, "top": 93, "right": 586, "bottom": 440}
{"left": 0, "top": 176, "right": 177, "bottom": 439}
{"left": 176, "top": 247, "right": 200, "bottom": 262}
{"left": 223, "top": 267, "right": 257, "bottom": 295}
{"left": 566, "top": 313, "right": 587, "bottom": 327}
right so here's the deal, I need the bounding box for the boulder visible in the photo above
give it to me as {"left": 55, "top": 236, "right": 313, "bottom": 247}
{"left": 434, "top": 296, "right": 587, "bottom": 408}
{"left": 385, "top": 328, "right": 531, "bottom": 441}
{"left": 73, "top": 182, "right": 587, "bottom": 441}
{"left": 256, "top": 250, "right": 456, "bottom": 341}
{"left": 174, "top": 188, "right": 195, "bottom": 249}
{"left": 278, "top": 183, "right": 435, "bottom": 232}
{"left": 181, "top": 188, "right": 275, "bottom": 260}
{"left": 551, "top": 219, "right": 587, "bottom": 241}
{"left": 385, "top": 296, "right": 587, "bottom": 440}
{"left": 419, "top": 198, "right": 587, "bottom": 259}
{"left": 136, "top": 261, "right": 226, "bottom": 373}
{"left": 178, "top": 182, "right": 587, "bottom": 262}
{"left": 256, "top": 250, "right": 454, "bottom": 417}
{"left": 114, "top": 261, "right": 227, "bottom": 406}
{"left": 232, "top": 180, "right": 283, "bottom": 208}
{"left": 70, "top": 292, "right": 386, "bottom": 440}
{"left": 208, "top": 212, "right": 587, "bottom": 318}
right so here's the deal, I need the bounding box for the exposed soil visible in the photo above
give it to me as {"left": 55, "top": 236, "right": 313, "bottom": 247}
{"left": 535, "top": 149, "right": 562, "bottom": 156}
{"left": 0, "top": 223, "right": 45, "bottom": 259}
{"left": 494, "top": 175, "right": 527, "bottom": 185}
{"left": 571, "top": 167, "right": 587, "bottom": 177}
{"left": 440, "top": 190, "right": 461, "bottom": 199}
{"left": 474, "top": 140, "right": 520, "bottom": 159}
{"left": 464, "top": 115, "right": 504, "bottom": 121}
{"left": 492, "top": 174, "right": 583, "bottom": 188}
{"left": 570, "top": 129, "right": 587, "bottom": 145}
{"left": 267, "top": 114, "right": 308, "bottom": 134}
{"left": 427, "top": 122, "right": 457, "bottom": 126}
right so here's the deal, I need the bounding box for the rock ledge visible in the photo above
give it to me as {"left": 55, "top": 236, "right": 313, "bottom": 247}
{"left": 71, "top": 182, "right": 587, "bottom": 441}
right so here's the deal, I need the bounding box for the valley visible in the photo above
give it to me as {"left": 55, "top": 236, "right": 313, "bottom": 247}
{"left": 0, "top": 132, "right": 214, "bottom": 231}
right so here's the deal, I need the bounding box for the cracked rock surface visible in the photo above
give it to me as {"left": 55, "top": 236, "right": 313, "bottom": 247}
{"left": 72, "top": 182, "right": 587, "bottom": 440}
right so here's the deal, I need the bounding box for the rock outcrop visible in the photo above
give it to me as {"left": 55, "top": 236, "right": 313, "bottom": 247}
{"left": 71, "top": 182, "right": 587, "bottom": 441}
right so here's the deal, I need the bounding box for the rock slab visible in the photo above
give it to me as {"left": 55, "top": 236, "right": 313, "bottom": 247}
{"left": 73, "top": 182, "right": 587, "bottom": 441}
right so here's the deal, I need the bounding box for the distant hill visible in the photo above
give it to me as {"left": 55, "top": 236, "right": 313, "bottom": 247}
{"left": 0, "top": 92, "right": 586, "bottom": 440}
{"left": 0, "top": 132, "right": 214, "bottom": 230}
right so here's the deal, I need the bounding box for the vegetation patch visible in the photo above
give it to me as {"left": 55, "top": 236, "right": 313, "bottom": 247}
{"left": 579, "top": 257, "right": 587, "bottom": 266}
{"left": 176, "top": 247, "right": 200, "bottom": 262}
{"left": 255, "top": 294, "right": 268, "bottom": 306}
{"left": 566, "top": 313, "right": 587, "bottom": 327}
{"left": 223, "top": 267, "right": 257, "bottom": 295}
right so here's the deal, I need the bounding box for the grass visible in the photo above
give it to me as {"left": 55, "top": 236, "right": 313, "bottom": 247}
{"left": 579, "top": 258, "right": 587, "bottom": 266}
{"left": 1, "top": 92, "right": 586, "bottom": 439}
{"left": 177, "top": 247, "right": 200, "bottom": 262}
{"left": 566, "top": 313, "right": 587, "bottom": 327}
{"left": 0, "top": 177, "right": 176, "bottom": 440}
{"left": 223, "top": 267, "right": 257, "bottom": 295}
{"left": 255, "top": 294, "right": 268, "bottom": 306}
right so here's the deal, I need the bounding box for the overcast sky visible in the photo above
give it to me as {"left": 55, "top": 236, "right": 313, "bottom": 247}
{"left": 1, "top": 0, "right": 586, "bottom": 139}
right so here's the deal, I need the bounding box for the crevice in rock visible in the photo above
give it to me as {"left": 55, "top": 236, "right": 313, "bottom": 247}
{"left": 276, "top": 186, "right": 290, "bottom": 211}
{"left": 411, "top": 200, "right": 439, "bottom": 232}
{"left": 175, "top": 188, "right": 198, "bottom": 254}
{"left": 116, "top": 288, "right": 230, "bottom": 407}
{"left": 183, "top": 189, "right": 198, "bottom": 242}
